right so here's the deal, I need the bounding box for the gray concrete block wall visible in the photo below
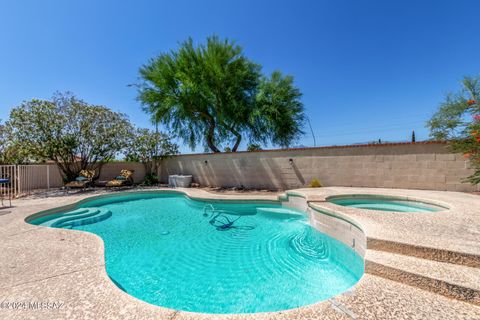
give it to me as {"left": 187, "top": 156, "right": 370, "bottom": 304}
{"left": 98, "top": 162, "right": 146, "bottom": 184}
{"left": 161, "top": 143, "right": 480, "bottom": 192}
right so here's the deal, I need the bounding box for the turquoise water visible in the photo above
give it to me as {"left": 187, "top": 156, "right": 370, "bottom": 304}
{"left": 29, "top": 192, "right": 363, "bottom": 314}
{"left": 329, "top": 197, "right": 442, "bottom": 212}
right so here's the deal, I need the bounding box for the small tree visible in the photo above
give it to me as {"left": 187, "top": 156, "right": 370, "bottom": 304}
{"left": 428, "top": 76, "right": 480, "bottom": 184}
{"left": 0, "top": 121, "right": 7, "bottom": 164}
{"left": 247, "top": 143, "right": 262, "bottom": 152}
{"left": 124, "top": 128, "right": 179, "bottom": 185}
{"left": 411, "top": 130, "right": 416, "bottom": 143}
{"left": 1, "top": 119, "right": 42, "bottom": 164}
{"left": 7, "top": 92, "right": 132, "bottom": 181}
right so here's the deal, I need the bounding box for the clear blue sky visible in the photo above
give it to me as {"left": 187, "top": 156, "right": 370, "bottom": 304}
{"left": 1, "top": 0, "right": 479, "bottom": 153}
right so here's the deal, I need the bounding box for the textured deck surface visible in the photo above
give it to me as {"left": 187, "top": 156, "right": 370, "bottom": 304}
{"left": 0, "top": 187, "right": 479, "bottom": 319}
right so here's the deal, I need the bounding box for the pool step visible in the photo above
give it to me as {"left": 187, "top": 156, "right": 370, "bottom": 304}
{"left": 47, "top": 208, "right": 112, "bottom": 228}
{"left": 367, "top": 238, "right": 480, "bottom": 268}
{"left": 256, "top": 207, "right": 305, "bottom": 219}
{"left": 365, "top": 249, "right": 480, "bottom": 305}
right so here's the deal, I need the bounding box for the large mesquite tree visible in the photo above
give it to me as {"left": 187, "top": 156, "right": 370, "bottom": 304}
{"left": 138, "top": 36, "right": 305, "bottom": 152}
{"left": 428, "top": 76, "right": 480, "bottom": 184}
{"left": 7, "top": 92, "right": 132, "bottom": 181}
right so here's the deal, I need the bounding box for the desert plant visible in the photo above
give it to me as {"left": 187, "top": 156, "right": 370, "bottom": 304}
{"left": 124, "top": 128, "right": 179, "bottom": 184}
{"left": 143, "top": 172, "right": 159, "bottom": 186}
{"left": 428, "top": 76, "right": 480, "bottom": 184}
{"left": 247, "top": 143, "right": 262, "bottom": 152}
{"left": 308, "top": 178, "right": 322, "bottom": 188}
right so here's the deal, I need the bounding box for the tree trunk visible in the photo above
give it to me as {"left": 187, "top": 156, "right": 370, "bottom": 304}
{"left": 231, "top": 131, "right": 242, "bottom": 152}
{"left": 91, "top": 161, "right": 104, "bottom": 181}
{"left": 54, "top": 160, "right": 75, "bottom": 182}
{"left": 206, "top": 132, "right": 221, "bottom": 152}
{"left": 221, "top": 122, "right": 242, "bottom": 152}
{"left": 205, "top": 118, "right": 221, "bottom": 153}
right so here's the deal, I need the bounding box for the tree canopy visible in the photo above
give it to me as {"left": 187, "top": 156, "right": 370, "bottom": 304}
{"left": 428, "top": 76, "right": 480, "bottom": 184}
{"left": 0, "top": 121, "right": 7, "bottom": 164}
{"left": 138, "top": 36, "right": 305, "bottom": 153}
{"left": 124, "top": 128, "right": 179, "bottom": 184}
{"left": 7, "top": 92, "right": 132, "bottom": 180}
{"left": 1, "top": 118, "right": 39, "bottom": 164}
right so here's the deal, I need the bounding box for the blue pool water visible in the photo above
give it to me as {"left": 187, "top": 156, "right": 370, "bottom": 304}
{"left": 29, "top": 192, "right": 364, "bottom": 314}
{"left": 328, "top": 196, "right": 443, "bottom": 212}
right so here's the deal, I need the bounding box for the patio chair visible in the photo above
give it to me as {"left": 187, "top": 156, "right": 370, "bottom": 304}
{"left": 106, "top": 169, "right": 135, "bottom": 187}
{"left": 64, "top": 170, "right": 95, "bottom": 192}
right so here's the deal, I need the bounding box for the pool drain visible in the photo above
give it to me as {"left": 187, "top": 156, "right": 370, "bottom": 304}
{"left": 209, "top": 212, "right": 242, "bottom": 231}
{"left": 203, "top": 204, "right": 254, "bottom": 231}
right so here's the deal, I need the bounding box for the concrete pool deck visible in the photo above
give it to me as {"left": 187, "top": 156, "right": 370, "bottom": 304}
{"left": 0, "top": 187, "right": 479, "bottom": 319}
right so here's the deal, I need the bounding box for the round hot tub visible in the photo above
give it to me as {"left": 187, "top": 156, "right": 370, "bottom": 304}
{"left": 327, "top": 195, "right": 447, "bottom": 212}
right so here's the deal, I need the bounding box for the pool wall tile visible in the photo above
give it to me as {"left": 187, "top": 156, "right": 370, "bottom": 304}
{"left": 281, "top": 194, "right": 366, "bottom": 258}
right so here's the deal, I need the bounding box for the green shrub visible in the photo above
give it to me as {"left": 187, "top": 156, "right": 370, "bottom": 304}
{"left": 143, "top": 173, "right": 159, "bottom": 186}
{"left": 247, "top": 143, "right": 262, "bottom": 152}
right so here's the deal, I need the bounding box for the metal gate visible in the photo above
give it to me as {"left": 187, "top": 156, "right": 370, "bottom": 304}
{"left": 0, "top": 164, "right": 63, "bottom": 199}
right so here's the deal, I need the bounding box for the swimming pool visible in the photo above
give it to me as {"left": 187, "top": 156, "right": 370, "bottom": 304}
{"left": 28, "top": 192, "right": 364, "bottom": 314}
{"left": 327, "top": 195, "right": 445, "bottom": 212}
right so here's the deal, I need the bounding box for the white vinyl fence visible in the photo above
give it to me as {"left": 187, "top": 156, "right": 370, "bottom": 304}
{"left": 0, "top": 164, "right": 63, "bottom": 199}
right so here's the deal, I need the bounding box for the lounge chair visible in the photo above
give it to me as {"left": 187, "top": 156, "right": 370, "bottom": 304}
{"left": 64, "top": 170, "right": 95, "bottom": 192}
{"left": 106, "top": 170, "right": 134, "bottom": 187}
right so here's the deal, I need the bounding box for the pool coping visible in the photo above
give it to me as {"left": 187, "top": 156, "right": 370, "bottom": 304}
{"left": 1, "top": 186, "right": 480, "bottom": 319}
{"left": 283, "top": 188, "right": 480, "bottom": 259}
{"left": 24, "top": 189, "right": 365, "bottom": 314}
{"left": 324, "top": 194, "right": 451, "bottom": 211}
{"left": 24, "top": 189, "right": 282, "bottom": 224}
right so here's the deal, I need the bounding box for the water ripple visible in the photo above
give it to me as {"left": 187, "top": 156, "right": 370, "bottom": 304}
{"left": 50, "top": 196, "right": 363, "bottom": 314}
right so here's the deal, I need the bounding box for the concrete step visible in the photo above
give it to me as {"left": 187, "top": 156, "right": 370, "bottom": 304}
{"left": 48, "top": 208, "right": 112, "bottom": 228}
{"left": 57, "top": 209, "right": 112, "bottom": 228}
{"left": 365, "top": 249, "right": 480, "bottom": 305}
{"left": 256, "top": 207, "right": 305, "bottom": 219}
{"left": 367, "top": 238, "right": 480, "bottom": 268}
{"left": 39, "top": 208, "right": 90, "bottom": 227}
